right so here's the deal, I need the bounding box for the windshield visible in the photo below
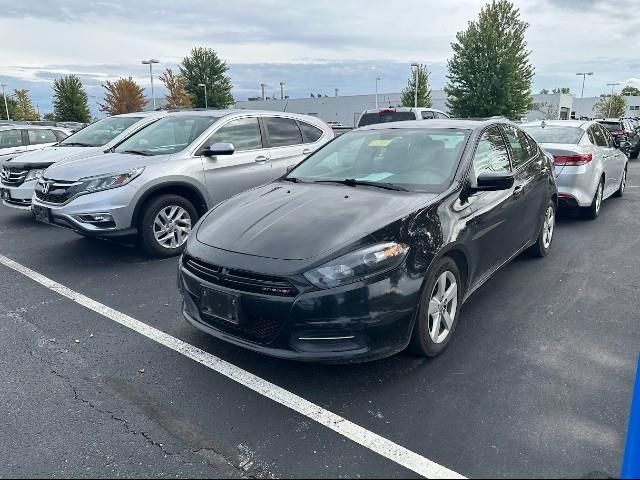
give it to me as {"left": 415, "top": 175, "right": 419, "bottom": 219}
{"left": 599, "top": 121, "right": 623, "bottom": 132}
{"left": 286, "top": 128, "right": 469, "bottom": 192}
{"left": 115, "top": 115, "right": 220, "bottom": 156}
{"left": 358, "top": 111, "right": 416, "bottom": 127}
{"left": 60, "top": 116, "right": 141, "bottom": 147}
{"left": 521, "top": 126, "right": 583, "bottom": 144}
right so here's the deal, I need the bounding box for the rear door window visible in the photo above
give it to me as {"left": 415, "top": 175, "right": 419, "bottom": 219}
{"left": 265, "top": 117, "right": 303, "bottom": 147}
{"left": 592, "top": 125, "right": 609, "bottom": 147}
{"left": 207, "top": 117, "right": 263, "bottom": 152}
{"left": 0, "top": 129, "right": 24, "bottom": 148}
{"left": 421, "top": 111, "right": 435, "bottom": 119}
{"left": 298, "top": 121, "right": 323, "bottom": 143}
{"left": 28, "top": 129, "right": 58, "bottom": 145}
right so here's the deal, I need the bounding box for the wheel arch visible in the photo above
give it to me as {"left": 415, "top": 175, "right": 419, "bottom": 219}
{"left": 132, "top": 182, "right": 209, "bottom": 228}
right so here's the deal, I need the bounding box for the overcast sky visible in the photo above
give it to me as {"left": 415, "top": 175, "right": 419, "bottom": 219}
{"left": 1, "top": 0, "right": 639, "bottom": 116}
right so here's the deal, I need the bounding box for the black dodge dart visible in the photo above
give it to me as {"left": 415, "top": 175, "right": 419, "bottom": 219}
{"left": 178, "top": 119, "right": 557, "bottom": 362}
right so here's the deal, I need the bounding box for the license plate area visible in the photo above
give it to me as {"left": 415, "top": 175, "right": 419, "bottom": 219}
{"left": 33, "top": 205, "right": 51, "bottom": 224}
{"left": 200, "top": 287, "right": 242, "bottom": 325}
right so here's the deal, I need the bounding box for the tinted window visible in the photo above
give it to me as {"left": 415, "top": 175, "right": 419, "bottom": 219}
{"left": 288, "top": 128, "right": 469, "bottom": 192}
{"left": 592, "top": 125, "right": 609, "bottom": 147}
{"left": 0, "top": 129, "right": 24, "bottom": 148}
{"left": 299, "top": 122, "right": 323, "bottom": 143}
{"left": 599, "top": 121, "right": 623, "bottom": 132}
{"left": 503, "top": 125, "right": 534, "bottom": 168}
{"left": 473, "top": 126, "right": 511, "bottom": 176}
{"left": 600, "top": 126, "right": 613, "bottom": 147}
{"left": 436, "top": 112, "right": 449, "bottom": 119}
{"left": 421, "top": 111, "right": 435, "bottom": 119}
{"left": 207, "top": 117, "right": 262, "bottom": 152}
{"left": 265, "top": 117, "right": 303, "bottom": 147}
{"left": 586, "top": 127, "right": 597, "bottom": 145}
{"left": 358, "top": 111, "right": 416, "bottom": 127}
{"left": 28, "top": 129, "right": 58, "bottom": 145}
{"left": 522, "top": 125, "right": 583, "bottom": 144}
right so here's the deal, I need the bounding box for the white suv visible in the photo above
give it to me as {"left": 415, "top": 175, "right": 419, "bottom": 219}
{"left": 357, "top": 107, "right": 449, "bottom": 127}
{"left": 0, "top": 125, "right": 71, "bottom": 166}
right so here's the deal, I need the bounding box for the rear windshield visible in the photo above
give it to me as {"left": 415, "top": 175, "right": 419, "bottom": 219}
{"left": 599, "top": 121, "right": 623, "bottom": 132}
{"left": 521, "top": 126, "right": 583, "bottom": 144}
{"left": 358, "top": 111, "right": 416, "bottom": 127}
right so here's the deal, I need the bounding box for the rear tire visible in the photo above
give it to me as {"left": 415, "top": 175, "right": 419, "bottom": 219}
{"left": 581, "top": 178, "right": 604, "bottom": 220}
{"left": 528, "top": 200, "right": 555, "bottom": 258}
{"left": 138, "top": 194, "right": 198, "bottom": 258}
{"left": 408, "top": 257, "right": 462, "bottom": 358}
{"left": 613, "top": 167, "right": 627, "bottom": 198}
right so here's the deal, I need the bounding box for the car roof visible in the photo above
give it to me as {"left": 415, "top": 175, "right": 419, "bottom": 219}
{"left": 521, "top": 120, "right": 591, "bottom": 129}
{"left": 356, "top": 118, "right": 510, "bottom": 131}
{"left": 597, "top": 118, "right": 623, "bottom": 123}
{"left": 113, "top": 111, "right": 165, "bottom": 118}
{"left": 0, "top": 124, "right": 66, "bottom": 131}
{"left": 361, "top": 107, "right": 446, "bottom": 114}
{"left": 159, "top": 109, "right": 330, "bottom": 129}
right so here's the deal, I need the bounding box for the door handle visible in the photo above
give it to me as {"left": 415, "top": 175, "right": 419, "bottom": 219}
{"left": 513, "top": 185, "right": 525, "bottom": 197}
{"left": 303, "top": 148, "right": 313, "bottom": 155}
{"left": 254, "top": 155, "right": 270, "bottom": 164}
{"left": 603, "top": 154, "right": 609, "bottom": 159}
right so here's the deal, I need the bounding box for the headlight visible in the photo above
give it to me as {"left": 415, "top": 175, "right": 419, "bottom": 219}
{"left": 304, "top": 242, "right": 409, "bottom": 289}
{"left": 79, "top": 167, "right": 144, "bottom": 194}
{"left": 25, "top": 169, "right": 45, "bottom": 182}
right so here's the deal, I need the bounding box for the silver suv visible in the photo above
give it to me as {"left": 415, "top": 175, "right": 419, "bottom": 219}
{"left": 1, "top": 112, "right": 166, "bottom": 210}
{"left": 31, "top": 110, "right": 334, "bottom": 257}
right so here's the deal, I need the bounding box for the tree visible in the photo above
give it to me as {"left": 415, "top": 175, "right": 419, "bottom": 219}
{"left": 43, "top": 112, "right": 56, "bottom": 121}
{"left": 539, "top": 89, "right": 549, "bottom": 94}
{"left": 99, "top": 77, "right": 146, "bottom": 115}
{"left": 400, "top": 64, "right": 432, "bottom": 108}
{"left": 52, "top": 74, "right": 90, "bottom": 122}
{"left": 159, "top": 68, "right": 193, "bottom": 109}
{"left": 594, "top": 94, "right": 626, "bottom": 118}
{"left": 552, "top": 87, "right": 570, "bottom": 94}
{"left": 180, "top": 47, "right": 234, "bottom": 109}
{"left": 445, "top": 0, "right": 534, "bottom": 119}
{"left": 621, "top": 85, "right": 640, "bottom": 96}
{"left": 0, "top": 93, "right": 18, "bottom": 120}
{"left": 13, "top": 89, "right": 39, "bottom": 121}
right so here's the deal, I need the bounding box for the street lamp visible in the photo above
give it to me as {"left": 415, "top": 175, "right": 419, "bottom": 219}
{"left": 375, "top": 77, "right": 381, "bottom": 109}
{"left": 280, "top": 82, "right": 285, "bottom": 100}
{"left": 198, "top": 83, "right": 208, "bottom": 109}
{"left": 0, "top": 84, "right": 9, "bottom": 120}
{"left": 607, "top": 82, "right": 621, "bottom": 118}
{"left": 141, "top": 59, "right": 160, "bottom": 110}
{"left": 575, "top": 72, "right": 594, "bottom": 119}
{"left": 411, "top": 63, "right": 419, "bottom": 108}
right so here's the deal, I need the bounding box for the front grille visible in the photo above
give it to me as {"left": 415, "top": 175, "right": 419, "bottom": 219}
{"left": 1, "top": 167, "right": 28, "bottom": 186}
{"left": 184, "top": 256, "right": 298, "bottom": 297}
{"left": 34, "top": 179, "right": 81, "bottom": 205}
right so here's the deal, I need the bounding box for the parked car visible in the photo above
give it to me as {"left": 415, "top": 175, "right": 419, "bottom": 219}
{"left": 596, "top": 118, "right": 639, "bottom": 158}
{"left": 177, "top": 119, "right": 557, "bottom": 362}
{"left": 522, "top": 120, "right": 628, "bottom": 219}
{"left": 55, "top": 121, "right": 87, "bottom": 133}
{"left": 0, "top": 125, "right": 71, "bottom": 166}
{"left": 31, "top": 110, "right": 334, "bottom": 256}
{"left": 1, "top": 112, "right": 166, "bottom": 210}
{"left": 357, "top": 107, "right": 449, "bottom": 127}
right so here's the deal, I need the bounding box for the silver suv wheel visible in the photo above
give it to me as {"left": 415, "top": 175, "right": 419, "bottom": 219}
{"left": 153, "top": 205, "right": 192, "bottom": 249}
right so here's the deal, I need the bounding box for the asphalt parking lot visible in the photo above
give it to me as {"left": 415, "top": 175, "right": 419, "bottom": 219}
{"left": 1, "top": 162, "right": 639, "bottom": 479}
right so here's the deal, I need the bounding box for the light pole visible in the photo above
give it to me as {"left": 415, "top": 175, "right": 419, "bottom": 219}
{"left": 280, "top": 82, "right": 285, "bottom": 100}
{"left": 198, "top": 83, "right": 208, "bottom": 109}
{"left": 141, "top": 59, "right": 160, "bottom": 110}
{"left": 607, "top": 82, "right": 621, "bottom": 118}
{"left": 576, "top": 72, "right": 593, "bottom": 119}
{"left": 411, "top": 63, "right": 419, "bottom": 108}
{"left": 260, "top": 83, "right": 266, "bottom": 101}
{"left": 0, "top": 84, "right": 9, "bottom": 120}
{"left": 375, "top": 77, "right": 381, "bottom": 109}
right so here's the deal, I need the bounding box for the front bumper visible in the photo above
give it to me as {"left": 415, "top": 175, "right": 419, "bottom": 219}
{"left": 178, "top": 254, "right": 420, "bottom": 363}
{"left": 1, "top": 179, "right": 37, "bottom": 210}
{"left": 555, "top": 165, "right": 600, "bottom": 207}
{"left": 30, "top": 185, "right": 138, "bottom": 237}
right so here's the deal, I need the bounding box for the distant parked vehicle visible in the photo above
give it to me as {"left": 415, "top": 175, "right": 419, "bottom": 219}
{"left": 1, "top": 112, "right": 166, "bottom": 210}
{"left": 597, "top": 118, "right": 639, "bottom": 158}
{"left": 31, "top": 110, "right": 334, "bottom": 257}
{"left": 55, "top": 121, "right": 87, "bottom": 133}
{"left": 522, "top": 120, "right": 628, "bottom": 219}
{"left": 357, "top": 107, "right": 449, "bottom": 127}
{"left": 0, "top": 125, "right": 71, "bottom": 166}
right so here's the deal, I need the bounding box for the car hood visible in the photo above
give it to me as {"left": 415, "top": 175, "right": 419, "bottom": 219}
{"left": 44, "top": 151, "right": 170, "bottom": 180}
{"left": 6, "top": 146, "right": 103, "bottom": 168}
{"left": 196, "top": 182, "right": 435, "bottom": 261}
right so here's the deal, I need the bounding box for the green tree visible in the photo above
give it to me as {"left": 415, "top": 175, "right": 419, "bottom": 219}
{"left": 445, "top": 0, "right": 534, "bottom": 119}
{"left": 400, "top": 64, "right": 432, "bottom": 108}
{"left": 594, "top": 94, "right": 626, "bottom": 118}
{"left": 621, "top": 85, "right": 640, "bottom": 96}
{"left": 0, "top": 93, "right": 18, "bottom": 120}
{"left": 99, "top": 77, "right": 146, "bottom": 115}
{"left": 180, "top": 47, "right": 234, "bottom": 109}
{"left": 539, "top": 89, "right": 549, "bottom": 94}
{"left": 159, "top": 68, "right": 193, "bottom": 109}
{"left": 52, "top": 75, "right": 90, "bottom": 122}
{"left": 43, "top": 112, "right": 56, "bottom": 121}
{"left": 552, "top": 87, "right": 570, "bottom": 94}
{"left": 13, "top": 89, "right": 39, "bottom": 121}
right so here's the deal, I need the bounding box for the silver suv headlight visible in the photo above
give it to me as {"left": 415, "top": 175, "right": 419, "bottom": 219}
{"left": 25, "top": 169, "right": 45, "bottom": 182}
{"left": 79, "top": 167, "right": 144, "bottom": 194}
{"left": 303, "top": 242, "right": 409, "bottom": 289}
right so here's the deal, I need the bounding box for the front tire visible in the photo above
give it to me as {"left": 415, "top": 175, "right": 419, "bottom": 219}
{"left": 528, "top": 200, "right": 555, "bottom": 258}
{"left": 138, "top": 194, "right": 198, "bottom": 258}
{"left": 408, "top": 257, "right": 462, "bottom": 358}
{"left": 581, "top": 178, "right": 603, "bottom": 220}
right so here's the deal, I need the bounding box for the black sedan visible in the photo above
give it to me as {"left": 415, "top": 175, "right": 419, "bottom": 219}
{"left": 178, "top": 119, "right": 557, "bottom": 362}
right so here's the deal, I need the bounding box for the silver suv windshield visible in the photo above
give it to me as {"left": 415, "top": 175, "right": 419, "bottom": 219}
{"left": 115, "top": 115, "right": 220, "bottom": 156}
{"left": 60, "top": 116, "right": 142, "bottom": 147}
{"left": 286, "top": 128, "right": 469, "bottom": 193}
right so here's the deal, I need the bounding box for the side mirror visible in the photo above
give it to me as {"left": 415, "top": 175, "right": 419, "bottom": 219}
{"left": 203, "top": 142, "right": 235, "bottom": 157}
{"left": 286, "top": 164, "right": 296, "bottom": 173}
{"left": 474, "top": 174, "right": 515, "bottom": 191}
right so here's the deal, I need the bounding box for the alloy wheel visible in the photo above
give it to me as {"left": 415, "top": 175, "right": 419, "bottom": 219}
{"left": 153, "top": 205, "right": 192, "bottom": 249}
{"left": 621, "top": 169, "right": 627, "bottom": 194}
{"left": 542, "top": 206, "right": 555, "bottom": 249}
{"left": 427, "top": 271, "right": 458, "bottom": 344}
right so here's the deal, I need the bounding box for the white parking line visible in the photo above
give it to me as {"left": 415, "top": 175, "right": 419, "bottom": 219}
{"left": 0, "top": 254, "right": 466, "bottom": 480}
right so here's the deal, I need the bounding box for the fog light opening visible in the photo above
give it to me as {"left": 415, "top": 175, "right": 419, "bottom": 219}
{"left": 75, "top": 213, "right": 115, "bottom": 224}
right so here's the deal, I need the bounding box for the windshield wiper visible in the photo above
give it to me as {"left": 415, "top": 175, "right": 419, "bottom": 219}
{"left": 120, "top": 149, "right": 153, "bottom": 156}
{"left": 312, "top": 178, "right": 410, "bottom": 191}
{"left": 62, "top": 142, "right": 92, "bottom": 147}
{"left": 282, "top": 177, "right": 304, "bottom": 183}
